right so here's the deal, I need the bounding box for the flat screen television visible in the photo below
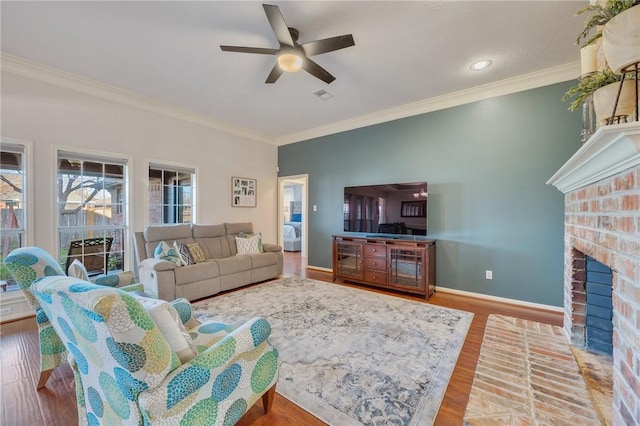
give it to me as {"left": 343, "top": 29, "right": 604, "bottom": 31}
{"left": 343, "top": 182, "right": 427, "bottom": 235}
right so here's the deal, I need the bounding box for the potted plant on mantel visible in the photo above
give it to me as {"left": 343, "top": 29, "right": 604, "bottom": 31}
{"left": 576, "top": 0, "right": 638, "bottom": 48}
{"left": 602, "top": 1, "right": 640, "bottom": 73}
{"left": 563, "top": 68, "right": 638, "bottom": 125}
{"left": 570, "top": 0, "right": 640, "bottom": 128}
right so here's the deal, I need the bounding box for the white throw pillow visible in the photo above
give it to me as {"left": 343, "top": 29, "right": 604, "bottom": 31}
{"left": 67, "top": 259, "right": 89, "bottom": 281}
{"left": 238, "top": 231, "right": 263, "bottom": 252}
{"left": 235, "top": 234, "right": 261, "bottom": 255}
{"left": 132, "top": 294, "right": 197, "bottom": 363}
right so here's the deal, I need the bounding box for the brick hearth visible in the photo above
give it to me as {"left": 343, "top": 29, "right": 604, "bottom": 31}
{"left": 464, "top": 315, "right": 604, "bottom": 424}
{"left": 549, "top": 123, "right": 640, "bottom": 425}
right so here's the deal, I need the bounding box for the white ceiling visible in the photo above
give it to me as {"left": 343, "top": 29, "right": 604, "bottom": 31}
{"left": 1, "top": 1, "right": 587, "bottom": 145}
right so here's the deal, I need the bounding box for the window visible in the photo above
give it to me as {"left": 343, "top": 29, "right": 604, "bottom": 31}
{"left": 148, "top": 163, "right": 196, "bottom": 224}
{"left": 1, "top": 141, "right": 30, "bottom": 291}
{"left": 57, "top": 150, "right": 129, "bottom": 275}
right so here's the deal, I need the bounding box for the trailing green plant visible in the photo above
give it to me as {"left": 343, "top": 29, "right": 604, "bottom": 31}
{"left": 576, "top": 0, "right": 639, "bottom": 47}
{"left": 563, "top": 69, "right": 622, "bottom": 111}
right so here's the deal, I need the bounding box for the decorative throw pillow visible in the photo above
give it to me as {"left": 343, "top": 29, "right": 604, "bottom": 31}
{"left": 173, "top": 241, "right": 195, "bottom": 266}
{"left": 154, "top": 241, "right": 183, "bottom": 266}
{"left": 238, "top": 231, "right": 263, "bottom": 252}
{"left": 236, "top": 234, "right": 261, "bottom": 255}
{"left": 67, "top": 259, "right": 89, "bottom": 281}
{"left": 187, "top": 243, "right": 206, "bottom": 263}
{"left": 132, "top": 294, "right": 197, "bottom": 363}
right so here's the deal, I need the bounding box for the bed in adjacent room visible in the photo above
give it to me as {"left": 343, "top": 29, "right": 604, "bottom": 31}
{"left": 283, "top": 221, "right": 302, "bottom": 252}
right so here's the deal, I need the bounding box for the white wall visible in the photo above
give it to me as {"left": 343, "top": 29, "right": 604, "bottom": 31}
{"left": 1, "top": 71, "right": 278, "bottom": 320}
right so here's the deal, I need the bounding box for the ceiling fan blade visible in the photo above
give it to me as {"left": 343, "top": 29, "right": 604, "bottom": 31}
{"left": 302, "top": 58, "right": 336, "bottom": 84}
{"left": 265, "top": 63, "right": 284, "bottom": 84}
{"left": 220, "top": 45, "right": 279, "bottom": 55}
{"left": 301, "top": 34, "right": 355, "bottom": 56}
{"left": 263, "top": 4, "right": 294, "bottom": 47}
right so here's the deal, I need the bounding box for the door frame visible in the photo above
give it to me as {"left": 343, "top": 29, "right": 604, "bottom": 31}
{"left": 278, "top": 174, "right": 308, "bottom": 264}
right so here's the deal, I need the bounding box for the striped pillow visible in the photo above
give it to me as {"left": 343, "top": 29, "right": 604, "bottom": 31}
{"left": 173, "top": 241, "right": 195, "bottom": 266}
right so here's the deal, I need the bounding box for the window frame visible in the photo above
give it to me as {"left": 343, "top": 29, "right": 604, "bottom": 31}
{"left": 53, "top": 146, "right": 132, "bottom": 274}
{"left": 0, "top": 138, "right": 33, "bottom": 293}
{"left": 1, "top": 138, "right": 33, "bottom": 247}
{"left": 146, "top": 159, "right": 198, "bottom": 225}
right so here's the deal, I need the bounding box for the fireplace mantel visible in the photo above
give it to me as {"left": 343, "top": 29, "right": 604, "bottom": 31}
{"left": 547, "top": 122, "right": 640, "bottom": 193}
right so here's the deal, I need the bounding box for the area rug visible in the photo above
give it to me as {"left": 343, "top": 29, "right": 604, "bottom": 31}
{"left": 463, "top": 314, "right": 603, "bottom": 425}
{"left": 193, "top": 276, "right": 473, "bottom": 426}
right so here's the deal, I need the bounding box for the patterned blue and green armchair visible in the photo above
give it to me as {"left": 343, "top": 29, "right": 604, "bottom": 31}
{"left": 31, "top": 275, "right": 279, "bottom": 425}
{"left": 3, "top": 247, "right": 182, "bottom": 389}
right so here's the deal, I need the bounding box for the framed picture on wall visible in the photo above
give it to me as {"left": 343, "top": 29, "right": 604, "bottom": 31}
{"left": 231, "top": 177, "right": 257, "bottom": 207}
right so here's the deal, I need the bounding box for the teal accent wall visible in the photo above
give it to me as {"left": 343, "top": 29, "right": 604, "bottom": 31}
{"left": 278, "top": 82, "right": 581, "bottom": 306}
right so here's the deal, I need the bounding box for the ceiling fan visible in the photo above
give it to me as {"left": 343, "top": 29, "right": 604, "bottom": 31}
{"left": 220, "top": 4, "right": 355, "bottom": 84}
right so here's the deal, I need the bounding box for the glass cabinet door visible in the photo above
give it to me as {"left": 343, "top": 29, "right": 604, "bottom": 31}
{"left": 388, "top": 247, "right": 425, "bottom": 291}
{"left": 335, "top": 241, "right": 363, "bottom": 280}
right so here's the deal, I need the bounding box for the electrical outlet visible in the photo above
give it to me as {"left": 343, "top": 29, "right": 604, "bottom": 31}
{"left": 485, "top": 270, "right": 493, "bottom": 280}
{"left": 313, "top": 205, "right": 317, "bottom": 212}
{"left": 0, "top": 307, "right": 12, "bottom": 315}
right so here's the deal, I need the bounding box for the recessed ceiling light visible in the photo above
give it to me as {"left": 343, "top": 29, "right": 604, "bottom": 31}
{"left": 469, "top": 59, "right": 492, "bottom": 71}
{"left": 313, "top": 89, "right": 333, "bottom": 100}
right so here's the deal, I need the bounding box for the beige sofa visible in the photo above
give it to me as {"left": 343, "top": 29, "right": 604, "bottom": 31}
{"left": 134, "top": 222, "right": 283, "bottom": 301}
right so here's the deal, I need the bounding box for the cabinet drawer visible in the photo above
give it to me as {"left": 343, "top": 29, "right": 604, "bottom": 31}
{"left": 364, "top": 270, "right": 387, "bottom": 285}
{"left": 364, "top": 244, "right": 387, "bottom": 258}
{"left": 364, "top": 257, "right": 386, "bottom": 271}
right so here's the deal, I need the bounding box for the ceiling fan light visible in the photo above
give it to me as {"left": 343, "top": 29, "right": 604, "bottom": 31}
{"left": 278, "top": 53, "right": 303, "bottom": 72}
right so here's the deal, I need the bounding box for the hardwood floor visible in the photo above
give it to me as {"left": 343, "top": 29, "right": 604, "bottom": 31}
{"left": 0, "top": 251, "right": 562, "bottom": 426}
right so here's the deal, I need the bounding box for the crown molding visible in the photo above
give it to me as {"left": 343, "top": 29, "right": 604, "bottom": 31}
{"left": 1, "top": 53, "right": 272, "bottom": 144}
{"left": 276, "top": 62, "right": 581, "bottom": 145}
{"left": 2, "top": 53, "right": 580, "bottom": 147}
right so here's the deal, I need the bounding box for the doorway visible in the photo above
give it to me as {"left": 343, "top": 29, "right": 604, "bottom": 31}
{"left": 278, "top": 175, "right": 308, "bottom": 267}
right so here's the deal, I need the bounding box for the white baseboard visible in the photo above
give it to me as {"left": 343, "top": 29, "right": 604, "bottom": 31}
{"left": 435, "top": 286, "right": 563, "bottom": 313}
{"left": 0, "top": 290, "right": 33, "bottom": 322}
{"left": 306, "top": 265, "right": 563, "bottom": 313}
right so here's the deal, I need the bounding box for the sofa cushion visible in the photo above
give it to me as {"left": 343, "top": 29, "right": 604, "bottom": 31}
{"left": 248, "top": 252, "right": 278, "bottom": 269}
{"left": 143, "top": 224, "right": 194, "bottom": 260}
{"left": 192, "top": 224, "right": 226, "bottom": 239}
{"left": 144, "top": 223, "right": 192, "bottom": 242}
{"left": 236, "top": 235, "right": 261, "bottom": 255}
{"left": 225, "top": 222, "right": 253, "bottom": 235}
{"left": 215, "top": 256, "right": 252, "bottom": 276}
{"left": 174, "top": 261, "right": 220, "bottom": 285}
{"left": 199, "top": 236, "right": 234, "bottom": 259}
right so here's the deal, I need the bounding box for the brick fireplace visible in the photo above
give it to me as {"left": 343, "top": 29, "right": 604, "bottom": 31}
{"left": 548, "top": 122, "right": 640, "bottom": 425}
